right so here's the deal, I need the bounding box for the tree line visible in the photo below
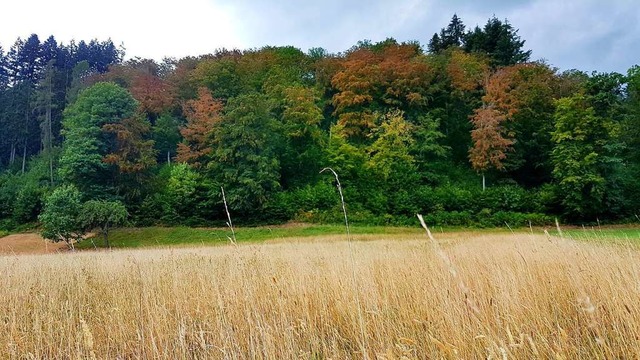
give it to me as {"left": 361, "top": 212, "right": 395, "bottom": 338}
{"left": 1, "top": 15, "right": 639, "bottom": 236}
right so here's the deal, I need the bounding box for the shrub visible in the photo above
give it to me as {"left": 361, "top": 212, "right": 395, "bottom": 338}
{"left": 477, "top": 185, "right": 530, "bottom": 212}
{"left": 428, "top": 186, "right": 476, "bottom": 212}
{"left": 12, "top": 184, "right": 44, "bottom": 223}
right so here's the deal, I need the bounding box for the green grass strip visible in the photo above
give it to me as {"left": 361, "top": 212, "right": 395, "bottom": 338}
{"left": 77, "top": 225, "right": 424, "bottom": 249}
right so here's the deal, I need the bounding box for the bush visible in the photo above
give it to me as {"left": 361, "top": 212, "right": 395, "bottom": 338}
{"left": 388, "top": 189, "right": 419, "bottom": 217}
{"left": 135, "top": 193, "right": 167, "bottom": 226}
{"left": 423, "top": 211, "right": 474, "bottom": 227}
{"left": 478, "top": 186, "right": 530, "bottom": 212}
{"left": 428, "top": 186, "right": 475, "bottom": 212}
{"left": 276, "top": 182, "right": 338, "bottom": 212}
{"left": 158, "top": 164, "right": 221, "bottom": 226}
{"left": 477, "top": 211, "right": 553, "bottom": 228}
{"left": 13, "top": 184, "right": 44, "bottom": 223}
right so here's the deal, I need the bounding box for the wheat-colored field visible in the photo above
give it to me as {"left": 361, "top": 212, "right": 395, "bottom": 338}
{"left": 1, "top": 231, "right": 639, "bottom": 359}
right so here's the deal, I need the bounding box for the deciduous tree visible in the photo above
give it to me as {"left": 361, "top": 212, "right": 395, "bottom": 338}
{"left": 103, "top": 113, "right": 157, "bottom": 174}
{"left": 59, "top": 82, "right": 137, "bottom": 198}
{"left": 331, "top": 43, "right": 433, "bottom": 140}
{"left": 39, "top": 184, "right": 84, "bottom": 250}
{"left": 176, "top": 87, "right": 223, "bottom": 167}
{"left": 81, "top": 200, "right": 128, "bottom": 248}
{"left": 551, "top": 94, "right": 621, "bottom": 219}
{"left": 469, "top": 106, "right": 513, "bottom": 190}
{"left": 208, "top": 94, "right": 281, "bottom": 213}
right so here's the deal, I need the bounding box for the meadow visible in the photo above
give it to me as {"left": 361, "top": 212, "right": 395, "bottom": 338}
{"left": 1, "top": 227, "right": 640, "bottom": 358}
{"left": 75, "top": 224, "right": 425, "bottom": 249}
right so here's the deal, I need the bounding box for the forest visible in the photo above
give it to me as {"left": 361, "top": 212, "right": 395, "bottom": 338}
{"left": 0, "top": 14, "right": 639, "bottom": 232}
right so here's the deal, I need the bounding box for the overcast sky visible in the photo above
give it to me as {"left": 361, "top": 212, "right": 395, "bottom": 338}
{"left": 1, "top": 0, "right": 638, "bottom": 73}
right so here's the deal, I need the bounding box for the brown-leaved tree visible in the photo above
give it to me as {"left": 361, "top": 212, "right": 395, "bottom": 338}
{"left": 176, "top": 87, "right": 223, "bottom": 167}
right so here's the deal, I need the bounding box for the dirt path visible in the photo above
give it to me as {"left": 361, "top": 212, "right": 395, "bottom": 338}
{"left": 0, "top": 233, "right": 68, "bottom": 255}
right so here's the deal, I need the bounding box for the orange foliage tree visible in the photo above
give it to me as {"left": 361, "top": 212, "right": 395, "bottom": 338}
{"left": 331, "top": 43, "right": 434, "bottom": 140}
{"left": 176, "top": 87, "right": 223, "bottom": 167}
{"left": 103, "top": 113, "right": 157, "bottom": 173}
{"left": 469, "top": 107, "right": 513, "bottom": 172}
{"left": 130, "top": 74, "right": 175, "bottom": 115}
{"left": 469, "top": 62, "right": 558, "bottom": 187}
{"left": 447, "top": 49, "right": 490, "bottom": 93}
{"left": 93, "top": 62, "right": 176, "bottom": 115}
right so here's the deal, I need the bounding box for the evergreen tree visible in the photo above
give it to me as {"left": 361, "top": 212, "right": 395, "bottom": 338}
{"left": 464, "top": 17, "right": 531, "bottom": 67}
{"left": 5, "top": 35, "right": 46, "bottom": 172}
{"left": 7, "top": 35, "right": 43, "bottom": 84}
{"left": 0, "top": 46, "right": 8, "bottom": 90}
{"left": 33, "top": 61, "right": 57, "bottom": 185}
{"left": 428, "top": 14, "right": 466, "bottom": 53}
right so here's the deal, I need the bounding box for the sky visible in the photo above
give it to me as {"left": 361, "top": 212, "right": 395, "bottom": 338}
{"left": 0, "top": 0, "right": 638, "bottom": 74}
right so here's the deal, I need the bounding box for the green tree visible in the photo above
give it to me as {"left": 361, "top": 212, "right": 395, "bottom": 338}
{"left": 551, "top": 95, "right": 621, "bottom": 219}
{"left": 0, "top": 45, "right": 8, "bottom": 90}
{"left": 162, "top": 163, "right": 218, "bottom": 225}
{"left": 39, "top": 185, "right": 84, "bottom": 250}
{"left": 584, "top": 72, "right": 625, "bottom": 119}
{"left": 153, "top": 112, "right": 182, "bottom": 164}
{"left": 191, "top": 57, "right": 243, "bottom": 100}
{"left": 368, "top": 110, "right": 416, "bottom": 180}
{"left": 11, "top": 152, "right": 57, "bottom": 223}
{"left": 421, "top": 50, "right": 480, "bottom": 165}
{"left": 278, "top": 85, "right": 325, "bottom": 188}
{"left": 209, "top": 94, "right": 281, "bottom": 214}
{"left": 624, "top": 66, "right": 640, "bottom": 162}
{"left": 81, "top": 200, "right": 128, "bottom": 248}
{"left": 66, "top": 61, "right": 91, "bottom": 104}
{"left": 59, "top": 82, "right": 137, "bottom": 198}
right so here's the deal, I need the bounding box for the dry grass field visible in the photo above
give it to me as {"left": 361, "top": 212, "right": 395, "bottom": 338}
{"left": 1, "top": 230, "right": 640, "bottom": 359}
{"left": 0, "top": 233, "right": 68, "bottom": 255}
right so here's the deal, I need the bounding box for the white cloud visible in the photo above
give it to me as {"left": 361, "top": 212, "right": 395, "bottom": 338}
{"left": 0, "top": 0, "right": 637, "bottom": 72}
{"left": 0, "top": 0, "right": 245, "bottom": 59}
{"left": 505, "top": 0, "right": 639, "bottom": 72}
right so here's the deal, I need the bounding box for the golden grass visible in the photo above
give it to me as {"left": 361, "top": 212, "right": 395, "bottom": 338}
{"left": 1, "top": 232, "right": 640, "bottom": 359}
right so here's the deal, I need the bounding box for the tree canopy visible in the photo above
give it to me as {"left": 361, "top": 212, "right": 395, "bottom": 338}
{"left": 0, "top": 14, "right": 638, "bottom": 235}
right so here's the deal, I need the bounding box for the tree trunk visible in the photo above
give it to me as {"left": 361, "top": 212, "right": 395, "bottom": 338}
{"left": 9, "top": 143, "right": 15, "bottom": 164}
{"left": 49, "top": 152, "right": 54, "bottom": 186}
{"left": 47, "top": 74, "right": 54, "bottom": 185}
{"left": 482, "top": 173, "right": 486, "bottom": 192}
{"left": 103, "top": 225, "right": 110, "bottom": 249}
{"left": 22, "top": 89, "right": 31, "bottom": 175}
{"left": 21, "top": 143, "right": 27, "bottom": 174}
{"left": 167, "top": 150, "right": 171, "bottom": 165}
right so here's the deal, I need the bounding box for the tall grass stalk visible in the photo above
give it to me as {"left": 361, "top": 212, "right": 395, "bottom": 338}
{"left": 321, "top": 167, "right": 367, "bottom": 359}
{"left": 417, "top": 214, "right": 480, "bottom": 316}
{"left": 221, "top": 186, "right": 236, "bottom": 245}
